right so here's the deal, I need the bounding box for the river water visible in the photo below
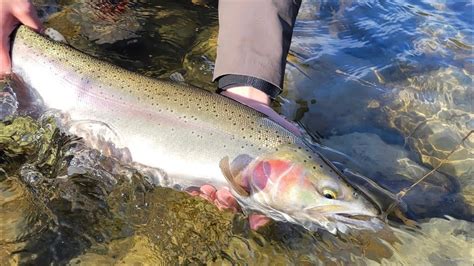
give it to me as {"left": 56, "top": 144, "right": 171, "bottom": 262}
{"left": 1, "top": 0, "right": 472, "bottom": 264}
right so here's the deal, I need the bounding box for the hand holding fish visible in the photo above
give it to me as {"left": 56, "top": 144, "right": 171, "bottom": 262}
{"left": 9, "top": 2, "right": 382, "bottom": 232}
{"left": 0, "top": 0, "right": 42, "bottom": 78}
{"left": 221, "top": 86, "right": 302, "bottom": 136}
{"left": 193, "top": 86, "right": 301, "bottom": 230}
{"left": 187, "top": 185, "right": 271, "bottom": 230}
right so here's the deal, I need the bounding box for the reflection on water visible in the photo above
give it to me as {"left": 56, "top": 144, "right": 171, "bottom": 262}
{"left": 1, "top": 0, "right": 473, "bottom": 264}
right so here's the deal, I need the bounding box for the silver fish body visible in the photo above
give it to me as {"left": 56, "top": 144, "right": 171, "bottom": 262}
{"left": 11, "top": 26, "right": 380, "bottom": 232}
{"left": 11, "top": 26, "right": 303, "bottom": 187}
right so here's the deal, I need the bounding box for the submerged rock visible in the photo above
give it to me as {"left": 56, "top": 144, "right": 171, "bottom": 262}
{"left": 323, "top": 132, "right": 471, "bottom": 219}
{"left": 0, "top": 83, "right": 18, "bottom": 121}
{"left": 378, "top": 66, "right": 473, "bottom": 204}
{"left": 182, "top": 24, "right": 218, "bottom": 90}
{"left": 43, "top": 0, "right": 205, "bottom": 79}
{"left": 55, "top": 0, "right": 141, "bottom": 45}
{"left": 389, "top": 217, "right": 474, "bottom": 266}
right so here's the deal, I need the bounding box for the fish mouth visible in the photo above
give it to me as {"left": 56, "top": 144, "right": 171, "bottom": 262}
{"left": 301, "top": 205, "right": 383, "bottom": 233}
{"left": 325, "top": 213, "right": 384, "bottom": 233}
{"left": 329, "top": 213, "right": 376, "bottom": 223}
{"left": 304, "top": 203, "right": 379, "bottom": 217}
{"left": 289, "top": 210, "right": 384, "bottom": 234}
{"left": 236, "top": 196, "right": 383, "bottom": 233}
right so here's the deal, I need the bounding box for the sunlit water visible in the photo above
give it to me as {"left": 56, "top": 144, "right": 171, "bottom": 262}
{"left": 1, "top": 0, "right": 473, "bottom": 264}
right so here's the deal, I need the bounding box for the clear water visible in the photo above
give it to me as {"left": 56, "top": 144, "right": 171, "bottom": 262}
{"left": 1, "top": 0, "right": 473, "bottom": 264}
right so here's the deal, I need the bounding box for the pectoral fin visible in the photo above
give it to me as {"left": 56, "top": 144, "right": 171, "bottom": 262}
{"left": 219, "top": 156, "right": 250, "bottom": 197}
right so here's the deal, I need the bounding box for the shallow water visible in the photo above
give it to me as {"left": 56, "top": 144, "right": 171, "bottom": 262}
{"left": 1, "top": 0, "right": 473, "bottom": 264}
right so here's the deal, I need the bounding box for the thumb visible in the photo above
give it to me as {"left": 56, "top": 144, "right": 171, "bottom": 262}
{"left": 0, "top": 36, "right": 12, "bottom": 77}
{"left": 248, "top": 213, "right": 271, "bottom": 230}
{"left": 12, "top": 2, "right": 43, "bottom": 32}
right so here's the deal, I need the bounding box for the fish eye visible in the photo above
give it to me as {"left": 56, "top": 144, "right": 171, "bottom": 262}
{"left": 322, "top": 188, "right": 337, "bottom": 200}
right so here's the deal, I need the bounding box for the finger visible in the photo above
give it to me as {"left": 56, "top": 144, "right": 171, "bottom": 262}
{"left": 215, "top": 189, "right": 239, "bottom": 211}
{"left": 0, "top": 12, "right": 18, "bottom": 76}
{"left": 198, "top": 193, "right": 214, "bottom": 202}
{"left": 199, "top": 184, "right": 217, "bottom": 198}
{"left": 221, "top": 90, "right": 302, "bottom": 136}
{"left": 254, "top": 105, "right": 302, "bottom": 136}
{"left": 12, "top": 1, "right": 43, "bottom": 32}
{"left": 272, "top": 117, "right": 301, "bottom": 136}
{"left": 0, "top": 37, "right": 12, "bottom": 77}
{"left": 214, "top": 200, "right": 238, "bottom": 212}
{"left": 186, "top": 190, "right": 200, "bottom": 197}
{"left": 197, "top": 184, "right": 217, "bottom": 202}
{"left": 248, "top": 214, "right": 271, "bottom": 230}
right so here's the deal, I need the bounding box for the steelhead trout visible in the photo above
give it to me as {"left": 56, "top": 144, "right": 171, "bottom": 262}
{"left": 10, "top": 26, "right": 380, "bottom": 233}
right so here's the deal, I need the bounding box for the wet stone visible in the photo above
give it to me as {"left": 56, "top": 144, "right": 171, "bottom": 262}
{"left": 323, "top": 132, "right": 471, "bottom": 219}
{"left": 182, "top": 24, "right": 218, "bottom": 90}
{"left": 379, "top": 66, "right": 473, "bottom": 205}
{"left": 0, "top": 84, "right": 18, "bottom": 121}
{"left": 20, "top": 164, "right": 44, "bottom": 185}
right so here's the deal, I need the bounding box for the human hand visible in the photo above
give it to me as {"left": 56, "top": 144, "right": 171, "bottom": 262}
{"left": 187, "top": 185, "right": 271, "bottom": 230}
{"left": 202, "top": 86, "right": 299, "bottom": 230}
{"left": 0, "top": 0, "right": 42, "bottom": 77}
{"left": 221, "top": 86, "right": 302, "bottom": 137}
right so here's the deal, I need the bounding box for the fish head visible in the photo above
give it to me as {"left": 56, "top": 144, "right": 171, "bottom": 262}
{"left": 222, "top": 147, "right": 381, "bottom": 233}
